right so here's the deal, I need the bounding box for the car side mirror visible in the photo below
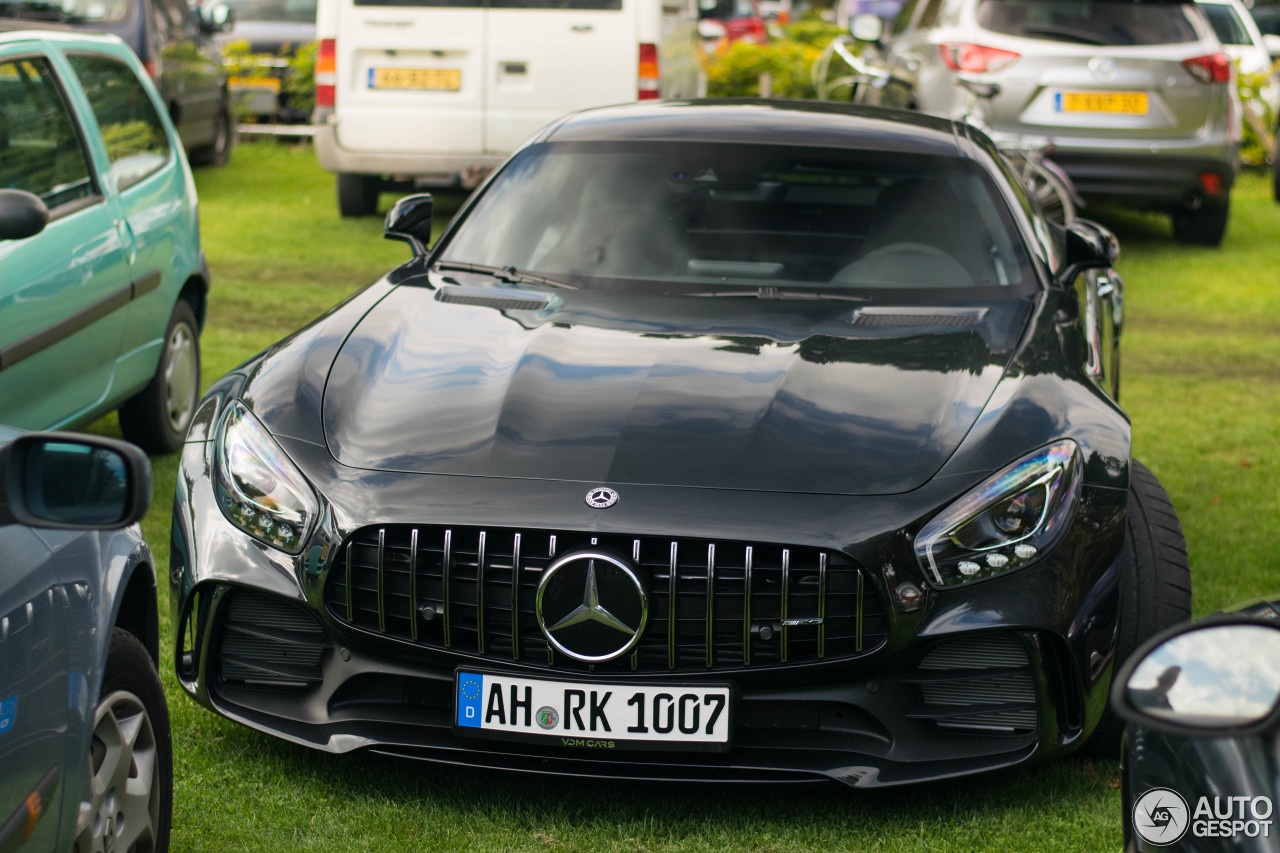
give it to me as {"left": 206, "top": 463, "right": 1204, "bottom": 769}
{"left": 0, "top": 433, "right": 152, "bottom": 529}
{"left": 0, "top": 189, "right": 49, "bottom": 242}
{"left": 850, "top": 13, "right": 883, "bottom": 43}
{"left": 1055, "top": 218, "right": 1119, "bottom": 283}
{"left": 384, "top": 193, "right": 434, "bottom": 256}
{"left": 1111, "top": 621, "right": 1280, "bottom": 737}
{"left": 200, "top": 2, "right": 234, "bottom": 33}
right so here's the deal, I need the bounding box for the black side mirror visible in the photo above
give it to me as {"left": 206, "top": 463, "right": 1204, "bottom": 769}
{"left": 0, "top": 433, "right": 152, "bottom": 529}
{"left": 384, "top": 193, "right": 434, "bottom": 256}
{"left": 1110, "top": 619, "right": 1280, "bottom": 737}
{"left": 1055, "top": 218, "right": 1119, "bottom": 283}
{"left": 0, "top": 189, "right": 49, "bottom": 242}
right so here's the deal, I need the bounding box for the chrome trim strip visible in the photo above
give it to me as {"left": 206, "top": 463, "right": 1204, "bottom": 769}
{"left": 780, "top": 548, "right": 790, "bottom": 664}
{"left": 743, "top": 545, "right": 753, "bottom": 666}
{"left": 409, "top": 527, "right": 419, "bottom": 641}
{"left": 511, "top": 532, "right": 521, "bottom": 660}
{"left": 857, "top": 570, "right": 864, "bottom": 653}
{"left": 344, "top": 544, "right": 353, "bottom": 622}
{"left": 668, "top": 541, "right": 678, "bottom": 670}
{"left": 375, "top": 529, "right": 386, "bottom": 633}
{"left": 705, "top": 543, "right": 716, "bottom": 667}
{"left": 818, "top": 551, "right": 827, "bottom": 660}
{"left": 442, "top": 529, "right": 452, "bottom": 648}
{"left": 476, "top": 530, "right": 487, "bottom": 654}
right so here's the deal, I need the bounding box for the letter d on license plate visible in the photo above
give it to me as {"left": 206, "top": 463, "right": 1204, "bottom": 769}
{"left": 454, "top": 670, "right": 732, "bottom": 752}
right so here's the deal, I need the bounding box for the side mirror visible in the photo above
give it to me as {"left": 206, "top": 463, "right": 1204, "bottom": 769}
{"left": 850, "top": 13, "right": 883, "bottom": 43}
{"left": 1056, "top": 218, "right": 1118, "bottom": 282}
{"left": 201, "top": 2, "right": 234, "bottom": 33}
{"left": 1112, "top": 620, "right": 1280, "bottom": 737}
{"left": 384, "top": 193, "right": 434, "bottom": 256}
{"left": 0, "top": 433, "right": 152, "bottom": 530}
{"left": 0, "top": 189, "right": 49, "bottom": 241}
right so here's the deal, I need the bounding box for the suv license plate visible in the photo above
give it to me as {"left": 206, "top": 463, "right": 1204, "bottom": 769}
{"left": 1056, "top": 91, "right": 1148, "bottom": 114}
{"left": 454, "top": 670, "right": 732, "bottom": 752}
{"left": 368, "top": 67, "right": 461, "bottom": 91}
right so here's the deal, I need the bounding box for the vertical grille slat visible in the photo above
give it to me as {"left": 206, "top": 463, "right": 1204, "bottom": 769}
{"left": 325, "top": 526, "right": 887, "bottom": 675}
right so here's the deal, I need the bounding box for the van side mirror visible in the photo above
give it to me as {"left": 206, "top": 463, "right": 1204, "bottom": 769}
{"left": 200, "top": 2, "right": 235, "bottom": 33}
{"left": 384, "top": 193, "right": 435, "bottom": 256}
{"left": 0, "top": 433, "right": 152, "bottom": 529}
{"left": 1055, "top": 219, "right": 1118, "bottom": 283}
{"left": 0, "top": 190, "right": 49, "bottom": 242}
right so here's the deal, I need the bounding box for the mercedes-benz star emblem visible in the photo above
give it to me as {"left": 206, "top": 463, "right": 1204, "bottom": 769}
{"left": 585, "top": 487, "right": 619, "bottom": 509}
{"left": 536, "top": 551, "right": 648, "bottom": 662}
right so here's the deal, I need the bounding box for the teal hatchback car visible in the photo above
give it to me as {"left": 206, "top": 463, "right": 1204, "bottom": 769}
{"left": 0, "top": 29, "right": 207, "bottom": 453}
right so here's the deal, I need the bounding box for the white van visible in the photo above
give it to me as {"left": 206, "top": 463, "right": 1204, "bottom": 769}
{"left": 313, "top": 0, "right": 704, "bottom": 215}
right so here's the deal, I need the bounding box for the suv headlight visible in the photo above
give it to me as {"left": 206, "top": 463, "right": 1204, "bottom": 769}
{"left": 214, "top": 401, "right": 318, "bottom": 554}
{"left": 916, "top": 440, "right": 1082, "bottom": 587}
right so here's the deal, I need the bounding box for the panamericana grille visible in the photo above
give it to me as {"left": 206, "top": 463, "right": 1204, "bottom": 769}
{"left": 902, "top": 634, "right": 1038, "bottom": 734}
{"left": 324, "top": 525, "right": 888, "bottom": 673}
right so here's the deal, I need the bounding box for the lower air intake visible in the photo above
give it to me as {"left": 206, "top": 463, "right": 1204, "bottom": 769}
{"left": 216, "top": 591, "right": 329, "bottom": 691}
{"left": 903, "top": 634, "right": 1038, "bottom": 734}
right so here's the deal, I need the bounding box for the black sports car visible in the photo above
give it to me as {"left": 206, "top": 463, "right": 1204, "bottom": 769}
{"left": 170, "top": 99, "right": 1191, "bottom": 787}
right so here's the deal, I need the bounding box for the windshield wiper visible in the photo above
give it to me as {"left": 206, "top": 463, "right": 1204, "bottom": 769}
{"left": 684, "top": 286, "right": 871, "bottom": 302}
{"left": 434, "top": 261, "right": 577, "bottom": 291}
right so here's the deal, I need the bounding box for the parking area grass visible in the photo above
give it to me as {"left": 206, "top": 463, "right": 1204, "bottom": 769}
{"left": 90, "top": 142, "right": 1280, "bottom": 851}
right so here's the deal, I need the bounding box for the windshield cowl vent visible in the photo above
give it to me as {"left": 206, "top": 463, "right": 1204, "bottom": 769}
{"left": 849, "top": 307, "right": 988, "bottom": 327}
{"left": 436, "top": 285, "right": 553, "bottom": 312}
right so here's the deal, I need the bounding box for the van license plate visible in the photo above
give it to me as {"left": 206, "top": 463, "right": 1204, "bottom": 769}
{"left": 369, "top": 67, "right": 461, "bottom": 91}
{"left": 1056, "top": 92, "right": 1148, "bottom": 114}
{"left": 454, "top": 670, "right": 732, "bottom": 752}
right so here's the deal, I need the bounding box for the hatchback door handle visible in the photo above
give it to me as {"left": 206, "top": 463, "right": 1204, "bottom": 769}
{"left": 571, "top": 24, "right": 594, "bottom": 31}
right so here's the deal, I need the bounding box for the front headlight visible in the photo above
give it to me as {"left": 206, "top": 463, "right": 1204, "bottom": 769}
{"left": 915, "top": 440, "right": 1082, "bottom": 587}
{"left": 214, "top": 401, "right": 318, "bottom": 554}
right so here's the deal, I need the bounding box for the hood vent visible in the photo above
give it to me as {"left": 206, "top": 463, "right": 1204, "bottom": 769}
{"left": 850, "top": 307, "right": 988, "bottom": 327}
{"left": 436, "top": 285, "right": 553, "bottom": 312}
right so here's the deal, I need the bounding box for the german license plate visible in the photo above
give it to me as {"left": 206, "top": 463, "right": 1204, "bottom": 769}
{"left": 1055, "top": 91, "right": 1148, "bottom": 114}
{"left": 368, "top": 67, "right": 461, "bottom": 91}
{"left": 454, "top": 670, "right": 732, "bottom": 751}
{"left": 229, "top": 75, "right": 280, "bottom": 92}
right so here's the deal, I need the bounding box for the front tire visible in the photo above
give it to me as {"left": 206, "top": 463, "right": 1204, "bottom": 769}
{"left": 1086, "top": 460, "right": 1192, "bottom": 756}
{"left": 337, "top": 173, "right": 380, "bottom": 217}
{"left": 188, "top": 102, "right": 232, "bottom": 167}
{"left": 76, "top": 629, "right": 172, "bottom": 853}
{"left": 119, "top": 299, "right": 201, "bottom": 454}
{"left": 1170, "top": 198, "right": 1229, "bottom": 246}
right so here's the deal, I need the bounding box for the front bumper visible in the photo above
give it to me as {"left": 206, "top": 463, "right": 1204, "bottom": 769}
{"left": 170, "top": 423, "right": 1128, "bottom": 788}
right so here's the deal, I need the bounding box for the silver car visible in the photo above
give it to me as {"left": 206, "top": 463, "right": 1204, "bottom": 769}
{"left": 856, "top": 0, "right": 1240, "bottom": 245}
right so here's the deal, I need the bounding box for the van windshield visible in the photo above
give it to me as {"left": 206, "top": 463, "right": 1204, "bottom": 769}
{"left": 440, "top": 141, "right": 1036, "bottom": 293}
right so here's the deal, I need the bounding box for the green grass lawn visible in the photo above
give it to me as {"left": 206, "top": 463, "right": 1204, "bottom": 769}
{"left": 90, "top": 143, "right": 1280, "bottom": 851}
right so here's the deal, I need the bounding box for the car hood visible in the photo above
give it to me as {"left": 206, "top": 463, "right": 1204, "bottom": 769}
{"left": 321, "top": 280, "right": 1033, "bottom": 495}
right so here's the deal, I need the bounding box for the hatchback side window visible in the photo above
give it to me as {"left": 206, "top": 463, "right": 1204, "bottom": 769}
{"left": 0, "top": 57, "right": 96, "bottom": 215}
{"left": 65, "top": 54, "right": 171, "bottom": 191}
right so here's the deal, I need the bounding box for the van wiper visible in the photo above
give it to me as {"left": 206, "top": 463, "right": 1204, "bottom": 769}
{"left": 684, "top": 286, "right": 871, "bottom": 302}
{"left": 434, "top": 261, "right": 577, "bottom": 290}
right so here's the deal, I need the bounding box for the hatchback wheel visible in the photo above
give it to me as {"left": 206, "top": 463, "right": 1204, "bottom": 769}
{"left": 189, "top": 103, "right": 232, "bottom": 167}
{"left": 1170, "top": 198, "right": 1229, "bottom": 246}
{"left": 337, "top": 173, "right": 380, "bottom": 217}
{"left": 1085, "top": 459, "right": 1191, "bottom": 755}
{"left": 119, "top": 299, "right": 201, "bottom": 454}
{"left": 75, "top": 630, "right": 172, "bottom": 853}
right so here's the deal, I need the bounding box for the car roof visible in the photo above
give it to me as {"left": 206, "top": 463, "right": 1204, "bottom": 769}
{"left": 0, "top": 25, "right": 128, "bottom": 48}
{"left": 541, "top": 99, "right": 966, "bottom": 158}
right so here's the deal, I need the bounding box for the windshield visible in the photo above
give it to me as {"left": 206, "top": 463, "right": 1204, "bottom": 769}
{"left": 224, "top": 0, "right": 316, "bottom": 23}
{"left": 976, "top": 0, "right": 1202, "bottom": 45}
{"left": 441, "top": 142, "right": 1035, "bottom": 294}
{"left": 0, "top": 0, "right": 130, "bottom": 22}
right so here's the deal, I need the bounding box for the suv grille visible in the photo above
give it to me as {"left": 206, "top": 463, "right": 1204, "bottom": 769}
{"left": 324, "top": 525, "right": 888, "bottom": 673}
{"left": 902, "top": 634, "right": 1038, "bottom": 734}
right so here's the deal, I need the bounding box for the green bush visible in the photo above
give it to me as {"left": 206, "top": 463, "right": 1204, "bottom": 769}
{"left": 704, "top": 17, "right": 845, "bottom": 99}
{"left": 1237, "top": 62, "right": 1278, "bottom": 169}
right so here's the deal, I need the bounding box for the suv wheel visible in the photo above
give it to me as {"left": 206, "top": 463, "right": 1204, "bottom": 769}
{"left": 338, "top": 173, "right": 381, "bottom": 217}
{"left": 76, "top": 629, "right": 173, "bottom": 853}
{"left": 1170, "top": 198, "right": 1229, "bottom": 246}
{"left": 189, "top": 102, "right": 233, "bottom": 167}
